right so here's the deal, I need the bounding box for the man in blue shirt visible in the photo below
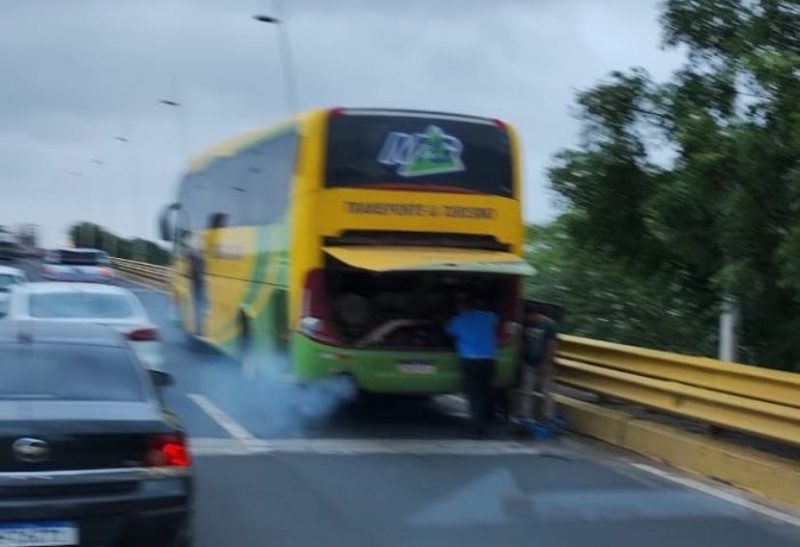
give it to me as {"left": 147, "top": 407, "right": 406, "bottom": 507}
{"left": 446, "top": 293, "right": 499, "bottom": 437}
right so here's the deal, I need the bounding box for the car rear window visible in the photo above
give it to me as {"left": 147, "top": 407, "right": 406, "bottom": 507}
{"left": 29, "top": 293, "right": 133, "bottom": 319}
{"left": 49, "top": 250, "right": 109, "bottom": 266}
{"left": 0, "top": 344, "right": 146, "bottom": 401}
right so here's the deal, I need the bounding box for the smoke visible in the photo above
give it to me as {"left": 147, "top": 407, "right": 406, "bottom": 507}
{"left": 293, "top": 374, "right": 359, "bottom": 421}
{"left": 172, "top": 344, "right": 358, "bottom": 437}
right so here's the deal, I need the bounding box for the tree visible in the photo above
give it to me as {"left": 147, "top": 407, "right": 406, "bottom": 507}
{"left": 68, "top": 222, "right": 170, "bottom": 266}
{"left": 541, "top": 0, "right": 800, "bottom": 370}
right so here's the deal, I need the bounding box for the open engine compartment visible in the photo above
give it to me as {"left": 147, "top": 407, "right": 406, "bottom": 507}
{"left": 324, "top": 266, "right": 518, "bottom": 350}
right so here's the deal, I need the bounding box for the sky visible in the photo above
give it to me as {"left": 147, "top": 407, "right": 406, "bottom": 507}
{"left": 0, "top": 0, "right": 684, "bottom": 247}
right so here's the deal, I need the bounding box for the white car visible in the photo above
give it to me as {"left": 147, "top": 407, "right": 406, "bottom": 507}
{"left": 7, "top": 282, "right": 163, "bottom": 370}
{"left": 41, "top": 248, "right": 115, "bottom": 283}
{"left": 0, "top": 265, "right": 27, "bottom": 316}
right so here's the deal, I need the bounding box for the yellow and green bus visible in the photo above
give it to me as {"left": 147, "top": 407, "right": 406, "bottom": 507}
{"left": 159, "top": 108, "right": 533, "bottom": 393}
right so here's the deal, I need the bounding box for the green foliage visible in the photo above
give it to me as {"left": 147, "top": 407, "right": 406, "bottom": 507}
{"left": 68, "top": 222, "right": 170, "bottom": 266}
{"left": 538, "top": 0, "right": 800, "bottom": 370}
{"left": 525, "top": 221, "right": 718, "bottom": 357}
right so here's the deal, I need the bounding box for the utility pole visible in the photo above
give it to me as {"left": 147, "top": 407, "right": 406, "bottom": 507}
{"left": 253, "top": 3, "right": 299, "bottom": 115}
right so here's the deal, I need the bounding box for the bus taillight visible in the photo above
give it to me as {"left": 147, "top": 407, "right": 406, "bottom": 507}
{"left": 300, "top": 269, "right": 340, "bottom": 345}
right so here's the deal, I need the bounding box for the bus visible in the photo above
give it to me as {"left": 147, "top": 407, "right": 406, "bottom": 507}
{"left": 159, "top": 108, "right": 533, "bottom": 394}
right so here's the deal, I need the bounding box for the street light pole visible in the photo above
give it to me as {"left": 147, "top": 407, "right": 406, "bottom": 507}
{"left": 159, "top": 99, "right": 190, "bottom": 161}
{"left": 113, "top": 133, "right": 146, "bottom": 262}
{"left": 253, "top": 5, "right": 299, "bottom": 115}
{"left": 89, "top": 159, "right": 107, "bottom": 252}
{"left": 67, "top": 171, "right": 89, "bottom": 247}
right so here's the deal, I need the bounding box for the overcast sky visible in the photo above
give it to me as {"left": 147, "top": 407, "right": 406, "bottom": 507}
{"left": 0, "top": 0, "right": 683, "bottom": 247}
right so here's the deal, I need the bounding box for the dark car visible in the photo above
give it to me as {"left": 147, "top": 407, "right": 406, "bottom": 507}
{"left": 0, "top": 321, "right": 191, "bottom": 546}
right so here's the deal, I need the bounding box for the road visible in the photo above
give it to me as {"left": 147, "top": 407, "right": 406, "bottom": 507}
{"left": 16, "top": 259, "right": 800, "bottom": 546}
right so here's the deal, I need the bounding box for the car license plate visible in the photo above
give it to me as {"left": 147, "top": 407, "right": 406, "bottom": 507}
{"left": 0, "top": 521, "right": 77, "bottom": 547}
{"left": 397, "top": 362, "right": 437, "bottom": 375}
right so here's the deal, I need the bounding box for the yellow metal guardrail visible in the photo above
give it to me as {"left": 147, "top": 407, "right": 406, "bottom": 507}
{"left": 559, "top": 335, "right": 800, "bottom": 409}
{"left": 111, "top": 259, "right": 800, "bottom": 447}
{"left": 557, "top": 337, "right": 800, "bottom": 447}
{"left": 111, "top": 258, "right": 171, "bottom": 288}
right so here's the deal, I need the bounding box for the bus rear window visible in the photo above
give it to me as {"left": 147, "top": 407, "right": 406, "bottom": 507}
{"left": 325, "top": 112, "right": 513, "bottom": 197}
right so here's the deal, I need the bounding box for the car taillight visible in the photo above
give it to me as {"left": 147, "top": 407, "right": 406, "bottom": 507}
{"left": 98, "top": 267, "right": 113, "bottom": 276}
{"left": 128, "top": 327, "right": 160, "bottom": 341}
{"left": 145, "top": 433, "right": 190, "bottom": 468}
{"left": 299, "top": 269, "right": 340, "bottom": 345}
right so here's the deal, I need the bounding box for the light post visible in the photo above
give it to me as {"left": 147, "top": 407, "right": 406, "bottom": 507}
{"left": 89, "top": 159, "right": 107, "bottom": 252}
{"left": 113, "top": 134, "right": 145, "bottom": 262}
{"left": 253, "top": 8, "right": 299, "bottom": 114}
{"left": 158, "top": 99, "right": 190, "bottom": 161}
{"left": 66, "top": 171, "right": 89, "bottom": 247}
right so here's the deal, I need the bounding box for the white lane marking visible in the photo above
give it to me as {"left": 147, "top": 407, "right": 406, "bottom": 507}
{"left": 631, "top": 463, "right": 800, "bottom": 528}
{"left": 188, "top": 437, "right": 565, "bottom": 457}
{"left": 187, "top": 394, "right": 256, "bottom": 442}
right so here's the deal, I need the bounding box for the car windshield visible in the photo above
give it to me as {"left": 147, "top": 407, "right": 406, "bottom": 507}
{"left": 0, "top": 343, "right": 146, "bottom": 401}
{"left": 0, "top": 274, "right": 16, "bottom": 292}
{"left": 29, "top": 292, "right": 134, "bottom": 319}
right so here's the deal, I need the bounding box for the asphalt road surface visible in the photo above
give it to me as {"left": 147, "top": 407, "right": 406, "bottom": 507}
{"left": 13, "top": 259, "right": 800, "bottom": 546}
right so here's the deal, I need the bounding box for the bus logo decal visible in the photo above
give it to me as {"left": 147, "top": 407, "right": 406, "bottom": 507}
{"left": 377, "top": 125, "right": 465, "bottom": 177}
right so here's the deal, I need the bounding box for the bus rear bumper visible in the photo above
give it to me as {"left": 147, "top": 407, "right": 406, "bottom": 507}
{"left": 290, "top": 334, "right": 517, "bottom": 394}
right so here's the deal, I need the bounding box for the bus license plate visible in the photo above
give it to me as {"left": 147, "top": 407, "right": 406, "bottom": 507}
{"left": 0, "top": 521, "right": 78, "bottom": 547}
{"left": 397, "top": 362, "right": 437, "bottom": 375}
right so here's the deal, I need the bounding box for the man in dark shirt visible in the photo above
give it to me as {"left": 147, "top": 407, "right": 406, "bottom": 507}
{"left": 515, "top": 306, "right": 559, "bottom": 423}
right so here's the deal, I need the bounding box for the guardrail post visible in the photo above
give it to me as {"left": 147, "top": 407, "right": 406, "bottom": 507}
{"left": 718, "top": 296, "right": 740, "bottom": 362}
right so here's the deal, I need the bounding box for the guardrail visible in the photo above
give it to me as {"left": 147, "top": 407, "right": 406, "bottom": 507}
{"left": 111, "top": 258, "right": 171, "bottom": 288}
{"left": 111, "top": 259, "right": 800, "bottom": 447}
{"left": 556, "top": 337, "right": 800, "bottom": 447}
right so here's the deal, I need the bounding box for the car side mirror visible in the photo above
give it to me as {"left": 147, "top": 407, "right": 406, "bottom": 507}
{"left": 150, "top": 369, "right": 174, "bottom": 387}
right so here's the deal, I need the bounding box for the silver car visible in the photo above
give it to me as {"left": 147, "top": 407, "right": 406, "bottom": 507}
{"left": 6, "top": 282, "right": 163, "bottom": 370}
{"left": 41, "top": 248, "right": 115, "bottom": 283}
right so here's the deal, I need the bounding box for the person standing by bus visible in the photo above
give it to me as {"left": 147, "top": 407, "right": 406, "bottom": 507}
{"left": 188, "top": 236, "right": 207, "bottom": 336}
{"left": 446, "top": 294, "right": 499, "bottom": 437}
{"left": 514, "top": 305, "right": 559, "bottom": 424}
